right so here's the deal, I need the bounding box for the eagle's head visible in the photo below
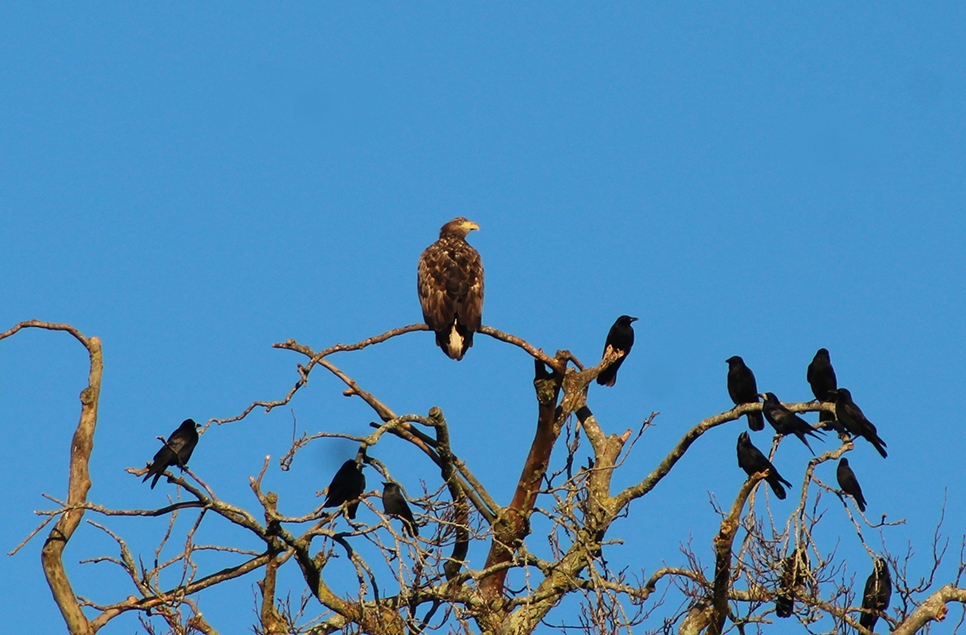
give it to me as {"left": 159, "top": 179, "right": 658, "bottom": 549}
{"left": 440, "top": 217, "right": 480, "bottom": 239}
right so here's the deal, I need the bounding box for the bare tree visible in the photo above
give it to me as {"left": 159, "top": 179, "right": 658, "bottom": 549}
{"left": 5, "top": 318, "right": 966, "bottom": 635}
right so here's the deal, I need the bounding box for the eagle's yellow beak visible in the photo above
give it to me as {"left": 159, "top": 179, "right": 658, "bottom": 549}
{"left": 463, "top": 220, "right": 480, "bottom": 231}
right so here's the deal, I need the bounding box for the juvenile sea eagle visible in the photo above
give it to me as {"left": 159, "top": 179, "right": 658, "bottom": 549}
{"left": 417, "top": 217, "right": 484, "bottom": 360}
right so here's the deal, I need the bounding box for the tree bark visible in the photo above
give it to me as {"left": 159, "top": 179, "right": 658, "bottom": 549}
{"left": 39, "top": 330, "right": 102, "bottom": 635}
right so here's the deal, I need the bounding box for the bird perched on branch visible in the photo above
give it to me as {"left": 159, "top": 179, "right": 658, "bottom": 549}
{"left": 775, "top": 548, "right": 810, "bottom": 618}
{"left": 828, "top": 388, "right": 888, "bottom": 458}
{"left": 382, "top": 481, "right": 418, "bottom": 536}
{"left": 323, "top": 460, "right": 366, "bottom": 519}
{"left": 860, "top": 557, "right": 892, "bottom": 632}
{"left": 726, "top": 356, "right": 764, "bottom": 431}
{"left": 760, "top": 392, "right": 824, "bottom": 453}
{"left": 417, "top": 217, "right": 484, "bottom": 360}
{"left": 836, "top": 457, "right": 867, "bottom": 512}
{"left": 143, "top": 419, "right": 200, "bottom": 489}
{"left": 807, "top": 348, "right": 837, "bottom": 423}
{"left": 597, "top": 315, "right": 637, "bottom": 386}
{"left": 737, "top": 431, "right": 792, "bottom": 499}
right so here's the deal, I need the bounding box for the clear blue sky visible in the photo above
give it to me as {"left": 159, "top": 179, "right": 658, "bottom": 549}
{"left": 2, "top": 4, "right": 964, "bottom": 633}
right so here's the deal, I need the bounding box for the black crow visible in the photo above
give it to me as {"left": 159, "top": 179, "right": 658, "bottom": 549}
{"left": 143, "top": 419, "right": 200, "bottom": 489}
{"left": 807, "top": 348, "right": 837, "bottom": 423}
{"left": 382, "top": 481, "right": 418, "bottom": 536}
{"left": 775, "top": 548, "right": 809, "bottom": 618}
{"left": 737, "top": 431, "right": 792, "bottom": 499}
{"left": 323, "top": 460, "right": 366, "bottom": 519}
{"left": 836, "top": 457, "right": 867, "bottom": 512}
{"left": 726, "top": 356, "right": 764, "bottom": 431}
{"left": 597, "top": 315, "right": 637, "bottom": 386}
{"left": 859, "top": 558, "right": 892, "bottom": 632}
{"left": 760, "top": 392, "right": 824, "bottom": 453}
{"left": 829, "top": 389, "right": 888, "bottom": 458}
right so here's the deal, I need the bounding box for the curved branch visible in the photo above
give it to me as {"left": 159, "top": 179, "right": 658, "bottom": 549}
{"left": 890, "top": 584, "right": 966, "bottom": 635}
{"left": 0, "top": 320, "right": 94, "bottom": 346}
{"left": 477, "top": 324, "right": 565, "bottom": 371}
{"left": 220, "top": 322, "right": 568, "bottom": 426}
{"left": 1, "top": 321, "right": 101, "bottom": 635}
{"left": 217, "top": 323, "right": 430, "bottom": 426}
{"left": 614, "top": 402, "right": 828, "bottom": 512}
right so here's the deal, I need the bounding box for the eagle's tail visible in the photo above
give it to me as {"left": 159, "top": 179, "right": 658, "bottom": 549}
{"left": 437, "top": 322, "right": 474, "bottom": 360}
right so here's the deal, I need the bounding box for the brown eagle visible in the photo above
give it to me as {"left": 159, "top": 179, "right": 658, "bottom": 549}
{"left": 417, "top": 217, "right": 484, "bottom": 360}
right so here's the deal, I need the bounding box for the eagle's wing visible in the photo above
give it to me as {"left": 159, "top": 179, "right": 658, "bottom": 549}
{"left": 453, "top": 244, "right": 483, "bottom": 332}
{"left": 418, "top": 242, "right": 458, "bottom": 330}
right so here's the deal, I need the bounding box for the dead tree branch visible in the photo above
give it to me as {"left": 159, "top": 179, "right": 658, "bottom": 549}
{"left": 1, "top": 321, "right": 102, "bottom": 635}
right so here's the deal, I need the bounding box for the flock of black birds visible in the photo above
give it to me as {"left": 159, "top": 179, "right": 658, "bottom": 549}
{"left": 728, "top": 348, "right": 892, "bottom": 625}
{"left": 727, "top": 349, "right": 887, "bottom": 501}
{"left": 137, "top": 219, "right": 891, "bottom": 628}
